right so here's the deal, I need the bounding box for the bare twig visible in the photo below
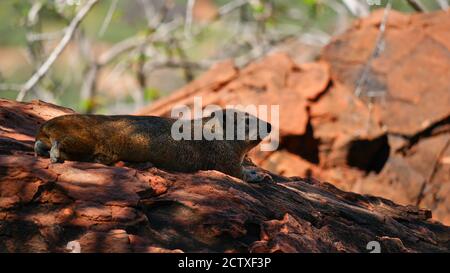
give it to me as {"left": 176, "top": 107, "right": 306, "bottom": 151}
{"left": 136, "top": 45, "right": 151, "bottom": 105}
{"left": 26, "top": 28, "right": 67, "bottom": 42}
{"left": 416, "top": 137, "right": 450, "bottom": 206}
{"left": 139, "top": 0, "right": 154, "bottom": 25}
{"left": 98, "top": 37, "right": 145, "bottom": 65}
{"left": 17, "top": 0, "right": 99, "bottom": 101}
{"left": 235, "top": 33, "right": 296, "bottom": 67}
{"left": 218, "top": 0, "right": 248, "bottom": 16}
{"left": 98, "top": 18, "right": 182, "bottom": 67}
{"left": 27, "top": 1, "right": 43, "bottom": 26}
{"left": 132, "top": 0, "right": 172, "bottom": 107}
{"left": 406, "top": 0, "right": 428, "bottom": 12}
{"left": 342, "top": 0, "right": 370, "bottom": 17}
{"left": 98, "top": 0, "right": 119, "bottom": 37}
{"left": 300, "top": 31, "right": 331, "bottom": 46}
{"left": 80, "top": 65, "right": 99, "bottom": 113}
{"left": 97, "top": 0, "right": 248, "bottom": 72}
{"left": 25, "top": 1, "right": 46, "bottom": 67}
{"left": 355, "top": 1, "right": 391, "bottom": 97}
{"left": 184, "top": 0, "right": 196, "bottom": 39}
{"left": 140, "top": 0, "right": 170, "bottom": 28}
{"left": 78, "top": 27, "right": 98, "bottom": 113}
{"left": 172, "top": 39, "right": 194, "bottom": 82}
{"left": 145, "top": 59, "right": 211, "bottom": 71}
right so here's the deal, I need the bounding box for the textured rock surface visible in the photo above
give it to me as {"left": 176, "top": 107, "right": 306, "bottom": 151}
{"left": 138, "top": 10, "right": 450, "bottom": 225}
{"left": 0, "top": 99, "right": 449, "bottom": 253}
{"left": 322, "top": 9, "right": 450, "bottom": 225}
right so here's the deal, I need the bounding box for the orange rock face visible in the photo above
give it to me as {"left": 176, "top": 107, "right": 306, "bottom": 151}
{"left": 323, "top": 10, "right": 450, "bottom": 136}
{"left": 322, "top": 9, "right": 450, "bottom": 225}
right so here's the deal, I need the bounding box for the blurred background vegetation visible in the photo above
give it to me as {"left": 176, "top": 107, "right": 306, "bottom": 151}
{"left": 0, "top": 0, "right": 446, "bottom": 114}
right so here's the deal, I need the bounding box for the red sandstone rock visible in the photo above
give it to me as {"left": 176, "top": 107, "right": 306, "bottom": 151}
{"left": 0, "top": 99, "right": 449, "bottom": 253}
{"left": 322, "top": 10, "right": 450, "bottom": 136}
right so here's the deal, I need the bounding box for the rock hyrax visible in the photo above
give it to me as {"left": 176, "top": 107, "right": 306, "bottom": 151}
{"left": 34, "top": 109, "right": 272, "bottom": 180}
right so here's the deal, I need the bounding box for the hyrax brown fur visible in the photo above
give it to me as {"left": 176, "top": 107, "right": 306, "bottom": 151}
{"left": 34, "top": 109, "right": 272, "bottom": 180}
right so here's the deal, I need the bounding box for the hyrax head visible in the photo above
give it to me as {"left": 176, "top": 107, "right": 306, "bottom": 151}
{"left": 210, "top": 108, "right": 272, "bottom": 148}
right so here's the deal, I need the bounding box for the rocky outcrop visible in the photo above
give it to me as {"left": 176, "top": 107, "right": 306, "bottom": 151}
{"left": 322, "top": 9, "right": 450, "bottom": 225}
{"left": 137, "top": 10, "right": 450, "bottom": 225}
{"left": 0, "top": 99, "right": 449, "bottom": 253}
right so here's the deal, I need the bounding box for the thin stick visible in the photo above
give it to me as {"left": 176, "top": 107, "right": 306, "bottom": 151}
{"left": 98, "top": 0, "right": 246, "bottom": 68}
{"left": 218, "top": 0, "right": 247, "bottom": 16}
{"left": 26, "top": 28, "right": 67, "bottom": 42}
{"left": 355, "top": 1, "right": 391, "bottom": 97}
{"left": 416, "top": 137, "right": 450, "bottom": 206}
{"left": 17, "top": 0, "right": 99, "bottom": 101}
{"left": 184, "top": 0, "right": 196, "bottom": 39}
{"left": 342, "top": 0, "right": 370, "bottom": 17}
{"left": 98, "top": 0, "right": 119, "bottom": 37}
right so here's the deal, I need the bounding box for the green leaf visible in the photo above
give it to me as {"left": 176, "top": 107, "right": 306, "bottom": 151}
{"left": 144, "top": 87, "right": 161, "bottom": 101}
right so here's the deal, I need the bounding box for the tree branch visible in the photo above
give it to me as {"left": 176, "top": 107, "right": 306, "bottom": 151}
{"left": 98, "top": 0, "right": 119, "bottom": 37}
{"left": 355, "top": 1, "right": 391, "bottom": 97}
{"left": 342, "top": 0, "right": 370, "bottom": 17}
{"left": 218, "top": 0, "right": 248, "bottom": 16}
{"left": 17, "top": 0, "right": 99, "bottom": 101}
{"left": 184, "top": 0, "right": 196, "bottom": 39}
{"left": 416, "top": 136, "right": 450, "bottom": 206}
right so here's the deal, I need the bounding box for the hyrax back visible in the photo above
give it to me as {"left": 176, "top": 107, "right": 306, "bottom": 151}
{"left": 34, "top": 109, "right": 272, "bottom": 179}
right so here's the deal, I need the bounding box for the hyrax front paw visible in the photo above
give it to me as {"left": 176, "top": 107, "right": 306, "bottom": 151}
{"left": 50, "top": 140, "right": 63, "bottom": 163}
{"left": 243, "top": 168, "right": 273, "bottom": 183}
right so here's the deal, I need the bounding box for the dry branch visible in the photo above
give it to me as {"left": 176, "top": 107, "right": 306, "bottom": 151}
{"left": 16, "top": 0, "right": 99, "bottom": 101}
{"left": 98, "top": 0, "right": 119, "bottom": 37}
{"left": 355, "top": 2, "right": 391, "bottom": 97}
{"left": 184, "top": 0, "right": 196, "bottom": 39}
